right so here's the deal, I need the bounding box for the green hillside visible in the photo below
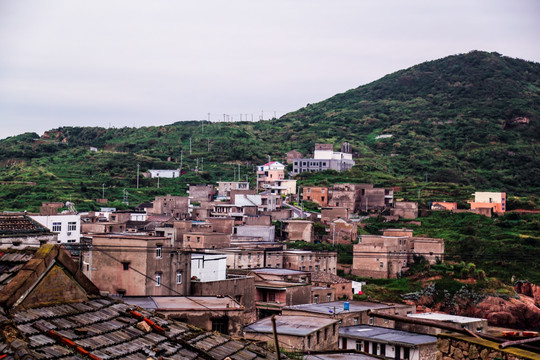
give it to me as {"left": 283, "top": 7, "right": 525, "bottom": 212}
{"left": 0, "top": 51, "right": 539, "bottom": 212}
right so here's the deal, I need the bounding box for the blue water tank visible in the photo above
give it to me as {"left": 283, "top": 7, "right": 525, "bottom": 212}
{"left": 344, "top": 302, "right": 349, "bottom": 311}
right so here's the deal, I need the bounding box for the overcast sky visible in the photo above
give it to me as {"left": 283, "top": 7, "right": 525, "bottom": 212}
{"left": 0, "top": 0, "right": 539, "bottom": 139}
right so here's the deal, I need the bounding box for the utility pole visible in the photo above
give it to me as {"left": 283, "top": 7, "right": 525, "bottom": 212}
{"left": 136, "top": 164, "right": 140, "bottom": 189}
{"left": 179, "top": 150, "right": 183, "bottom": 173}
{"left": 157, "top": 175, "right": 160, "bottom": 189}
{"left": 201, "top": 158, "right": 204, "bottom": 172}
{"left": 238, "top": 163, "right": 241, "bottom": 180}
{"left": 207, "top": 139, "right": 210, "bottom": 152}
{"left": 102, "top": 184, "right": 105, "bottom": 199}
{"left": 189, "top": 137, "right": 192, "bottom": 155}
{"left": 271, "top": 315, "right": 281, "bottom": 360}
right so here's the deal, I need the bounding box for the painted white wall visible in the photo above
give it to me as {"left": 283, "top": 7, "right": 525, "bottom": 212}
{"left": 191, "top": 253, "right": 227, "bottom": 282}
{"left": 148, "top": 169, "right": 180, "bottom": 178}
{"left": 30, "top": 214, "right": 81, "bottom": 243}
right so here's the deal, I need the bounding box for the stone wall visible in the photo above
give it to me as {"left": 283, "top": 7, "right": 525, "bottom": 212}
{"left": 436, "top": 333, "right": 540, "bottom": 360}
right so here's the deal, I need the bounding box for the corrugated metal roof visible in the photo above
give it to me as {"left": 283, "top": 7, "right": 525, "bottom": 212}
{"left": 339, "top": 325, "right": 437, "bottom": 346}
{"left": 244, "top": 315, "right": 337, "bottom": 336}
{"left": 283, "top": 301, "right": 390, "bottom": 315}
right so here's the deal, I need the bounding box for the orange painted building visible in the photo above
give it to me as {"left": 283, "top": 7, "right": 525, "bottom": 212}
{"left": 302, "top": 186, "right": 329, "bottom": 207}
{"left": 469, "top": 192, "right": 506, "bottom": 214}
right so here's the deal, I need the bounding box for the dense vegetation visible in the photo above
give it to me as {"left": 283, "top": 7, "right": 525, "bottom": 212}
{"left": 1, "top": 51, "right": 539, "bottom": 213}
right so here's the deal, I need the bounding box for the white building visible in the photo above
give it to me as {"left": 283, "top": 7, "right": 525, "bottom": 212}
{"left": 30, "top": 214, "right": 81, "bottom": 243}
{"left": 148, "top": 169, "right": 180, "bottom": 178}
{"left": 191, "top": 253, "right": 227, "bottom": 282}
{"left": 257, "top": 161, "right": 286, "bottom": 172}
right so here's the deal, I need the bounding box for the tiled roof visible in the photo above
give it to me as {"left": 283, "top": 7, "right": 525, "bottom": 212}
{"left": 310, "top": 271, "right": 350, "bottom": 285}
{"left": 2, "top": 297, "right": 271, "bottom": 359}
{"left": 0, "top": 245, "right": 276, "bottom": 360}
{"left": 0, "top": 214, "right": 51, "bottom": 235}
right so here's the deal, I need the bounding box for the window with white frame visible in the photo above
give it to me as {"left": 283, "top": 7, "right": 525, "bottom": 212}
{"left": 176, "top": 271, "right": 182, "bottom": 284}
{"left": 68, "top": 222, "right": 77, "bottom": 231}
{"left": 155, "top": 273, "right": 162, "bottom": 286}
{"left": 52, "top": 222, "right": 62, "bottom": 232}
{"left": 156, "top": 245, "right": 162, "bottom": 259}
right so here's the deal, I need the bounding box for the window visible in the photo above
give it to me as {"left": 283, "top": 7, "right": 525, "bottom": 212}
{"left": 155, "top": 273, "right": 162, "bottom": 286}
{"left": 176, "top": 272, "right": 182, "bottom": 284}
{"left": 301, "top": 255, "right": 305, "bottom": 261}
{"left": 196, "top": 237, "right": 201, "bottom": 243}
{"left": 268, "top": 254, "right": 272, "bottom": 259}
{"left": 379, "top": 262, "right": 383, "bottom": 268}
{"left": 122, "top": 262, "right": 130, "bottom": 271}
{"left": 268, "top": 292, "right": 276, "bottom": 302}
{"left": 68, "top": 222, "right": 77, "bottom": 231}
{"left": 307, "top": 335, "right": 311, "bottom": 348}
{"left": 309, "top": 266, "right": 312, "bottom": 271}
{"left": 211, "top": 317, "right": 229, "bottom": 334}
{"left": 354, "top": 317, "right": 359, "bottom": 325}
{"left": 156, "top": 245, "right": 162, "bottom": 258}
{"left": 309, "top": 255, "right": 313, "bottom": 260}
{"left": 327, "top": 293, "right": 332, "bottom": 302}
{"left": 52, "top": 222, "right": 62, "bottom": 232}
{"left": 356, "top": 340, "right": 363, "bottom": 351}
{"left": 315, "top": 265, "right": 319, "bottom": 271}
{"left": 314, "top": 295, "right": 319, "bottom": 304}
{"left": 369, "top": 316, "right": 374, "bottom": 325}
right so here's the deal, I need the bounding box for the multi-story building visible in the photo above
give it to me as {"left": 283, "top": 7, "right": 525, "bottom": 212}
{"left": 30, "top": 214, "right": 81, "bottom": 244}
{"left": 279, "top": 250, "right": 337, "bottom": 274}
{"left": 188, "top": 184, "right": 216, "bottom": 203}
{"left": 216, "top": 181, "right": 249, "bottom": 198}
{"left": 149, "top": 194, "right": 189, "bottom": 218}
{"left": 302, "top": 186, "right": 329, "bottom": 207}
{"left": 469, "top": 191, "right": 507, "bottom": 214}
{"left": 256, "top": 161, "right": 285, "bottom": 190}
{"left": 0, "top": 213, "right": 58, "bottom": 248}
{"left": 81, "top": 234, "right": 191, "bottom": 296}
{"left": 352, "top": 235, "right": 410, "bottom": 279}
{"left": 291, "top": 143, "right": 355, "bottom": 175}
{"left": 280, "top": 220, "right": 314, "bottom": 242}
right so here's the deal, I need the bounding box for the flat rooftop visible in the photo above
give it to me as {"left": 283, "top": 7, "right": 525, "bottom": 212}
{"left": 244, "top": 315, "right": 337, "bottom": 336}
{"left": 304, "top": 354, "right": 379, "bottom": 360}
{"left": 408, "top": 312, "right": 486, "bottom": 323}
{"left": 121, "top": 296, "right": 242, "bottom": 311}
{"left": 339, "top": 325, "right": 437, "bottom": 346}
{"left": 283, "top": 301, "right": 390, "bottom": 315}
{"left": 250, "top": 268, "right": 310, "bottom": 275}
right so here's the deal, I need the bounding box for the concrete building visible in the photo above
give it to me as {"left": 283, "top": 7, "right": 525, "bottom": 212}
{"left": 0, "top": 213, "right": 58, "bottom": 248}
{"left": 339, "top": 325, "right": 437, "bottom": 359}
{"left": 311, "top": 271, "right": 352, "bottom": 300}
{"left": 188, "top": 184, "right": 216, "bottom": 202}
{"left": 469, "top": 191, "right": 507, "bottom": 214}
{"left": 280, "top": 250, "right": 337, "bottom": 274}
{"left": 280, "top": 220, "right": 314, "bottom": 242}
{"left": 282, "top": 301, "right": 415, "bottom": 328}
{"left": 221, "top": 248, "right": 266, "bottom": 269}
{"left": 30, "top": 214, "right": 81, "bottom": 244}
{"left": 122, "top": 295, "right": 245, "bottom": 336}
{"left": 181, "top": 232, "right": 231, "bottom": 250}
{"left": 391, "top": 202, "right": 419, "bottom": 219}
{"left": 321, "top": 207, "right": 349, "bottom": 223}
{"left": 292, "top": 143, "right": 355, "bottom": 175}
{"left": 329, "top": 218, "right": 358, "bottom": 245}
{"left": 216, "top": 181, "right": 249, "bottom": 198}
{"left": 257, "top": 161, "right": 286, "bottom": 190}
{"left": 81, "top": 234, "right": 190, "bottom": 296}
{"left": 407, "top": 313, "right": 488, "bottom": 334}
{"left": 302, "top": 186, "right": 329, "bottom": 207}
{"left": 191, "top": 253, "right": 227, "bottom": 282}
{"left": 235, "top": 225, "right": 275, "bottom": 242}
{"left": 244, "top": 315, "right": 339, "bottom": 352}
{"left": 148, "top": 169, "right": 180, "bottom": 178}
{"left": 408, "top": 237, "right": 445, "bottom": 264}
{"left": 149, "top": 194, "right": 190, "bottom": 218}
{"left": 352, "top": 235, "right": 410, "bottom": 279}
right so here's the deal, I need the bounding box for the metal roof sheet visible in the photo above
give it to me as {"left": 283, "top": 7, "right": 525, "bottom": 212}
{"left": 339, "top": 325, "right": 437, "bottom": 346}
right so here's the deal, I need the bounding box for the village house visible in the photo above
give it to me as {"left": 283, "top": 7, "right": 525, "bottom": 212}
{"left": 249, "top": 268, "right": 312, "bottom": 319}
{"left": 81, "top": 233, "right": 191, "bottom": 296}
{"left": 352, "top": 235, "right": 410, "bottom": 279}
{"left": 30, "top": 213, "right": 81, "bottom": 244}
{"left": 148, "top": 194, "right": 190, "bottom": 218}
{"left": 234, "top": 224, "right": 275, "bottom": 242}
{"left": 280, "top": 219, "right": 314, "bottom": 242}
{"left": 406, "top": 313, "right": 488, "bottom": 335}
{"left": 0, "top": 244, "right": 277, "bottom": 359}
{"left": 381, "top": 229, "right": 445, "bottom": 264}
{"left": 0, "top": 212, "right": 58, "bottom": 248}
{"left": 339, "top": 325, "right": 437, "bottom": 359}
{"left": 292, "top": 143, "right": 355, "bottom": 174}
{"left": 188, "top": 184, "right": 216, "bottom": 203}
{"left": 122, "top": 295, "right": 245, "bottom": 336}
{"left": 327, "top": 183, "right": 362, "bottom": 212}
{"left": 279, "top": 250, "right": 338, "bottom": 274}
{"left": 181, "top": 231, "right": 231, "bottom": 250}
{"left": 431, "top": 201, "right": 458, "bottom": 211}
{"left": 256, "top": 161, "right": 286, "bottom": 191}
{"left": 391, "top": 201, "right": 419, "bottom": 219}
{"left": 302, "top": 186, "right": 330, "bottom": 207}
{"left": 216, "top": 181, "right": 249, "bottom": 198}
{"left": 219, "top": 248, "right": 267, "bottom": 269}
{"left": 328, "top": 218, "right": 358, "bottom": 244}
{"left": 311, "top": 285, "right": 336, "bottom": 304}
{"left": 311, "top": 271, "right": 352, "bottom": 300}
{"left": 263, "top": 178, "right": 297, "bottom": 196}
{"left": 147, "top": 169, "right": 180, "bottom": 178}
{"left": 282, "top": 300, "right": 415, "bottom": 328}
{"left": 321, "top": 206, "right": 349, "bottom": 222}
{"left": 244, "top": 315, "right": 339, "bottom": 352}
{"left": 469, "top": 191, "right": 507, "bottom": 214}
